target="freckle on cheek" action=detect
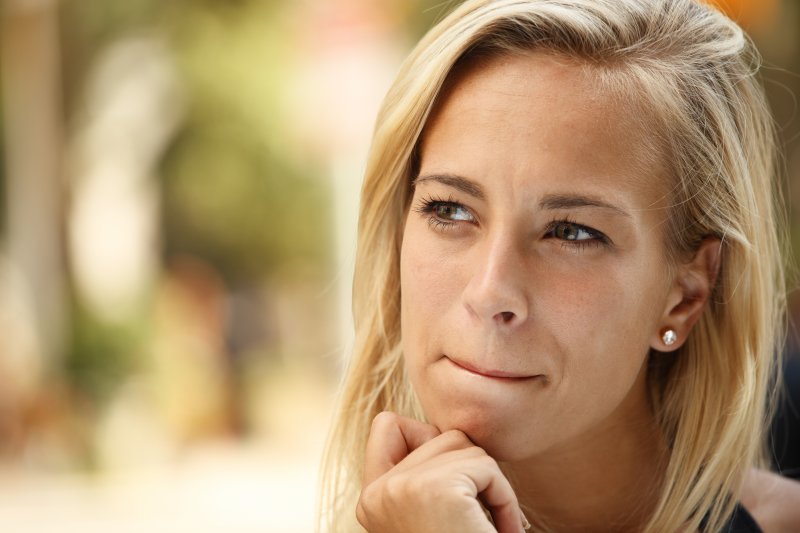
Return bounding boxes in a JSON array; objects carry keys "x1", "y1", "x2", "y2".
[{"x1": 544, "y1": 275, "x2": 621, "y2": 324}]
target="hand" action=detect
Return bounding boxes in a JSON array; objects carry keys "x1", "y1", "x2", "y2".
[{"x1": 356, "y1": 411, "x2": 528, "y2": 533}]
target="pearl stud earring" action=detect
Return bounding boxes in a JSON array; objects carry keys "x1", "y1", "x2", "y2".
[{"x1": 661, "y1": 329, "x2": 677, "y2": 346}]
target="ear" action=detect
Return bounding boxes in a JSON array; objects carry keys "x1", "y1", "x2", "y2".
[{"x1": 651, "y1": 237, "x2": 721, "y2": 352}]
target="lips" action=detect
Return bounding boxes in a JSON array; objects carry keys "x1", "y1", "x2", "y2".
[{"x1": 445, "y1": 355, "x2": 540, "y2": 381}]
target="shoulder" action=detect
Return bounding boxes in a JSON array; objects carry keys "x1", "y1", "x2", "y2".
[{"x1": 741, "y1": 468, "x2": 800, "y2": 532}]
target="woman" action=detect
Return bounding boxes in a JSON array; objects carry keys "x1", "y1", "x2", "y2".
[{"x1": 319, "y1": 0, "x2": 800, "y2": 531}]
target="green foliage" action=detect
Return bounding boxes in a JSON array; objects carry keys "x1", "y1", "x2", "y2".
[
  {"x1": 156, "y1": 0, "x2": 332, "y2": 284},
  {"x1": 160, "y1": 119, "x2": 331, "y2": 283},
  {"x1": 63, "y1": 295, "x2": 145, "y2": 406}
]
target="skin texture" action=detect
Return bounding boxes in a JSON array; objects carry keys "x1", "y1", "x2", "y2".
[{"x1": 358, "y1": 52, "x2": 722, "y2": 532}]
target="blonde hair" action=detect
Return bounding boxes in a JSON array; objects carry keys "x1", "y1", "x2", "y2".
[{"x1": 318, "y1": 1, "x2": 786, "y2": 531}]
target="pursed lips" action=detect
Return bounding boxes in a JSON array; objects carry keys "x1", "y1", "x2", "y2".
[{"x1": 445, "y1": 355, "x2": 541, "y2": 381}]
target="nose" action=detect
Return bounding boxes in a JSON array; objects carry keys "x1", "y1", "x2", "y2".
[{"x1": 461, "y1": 232, "x2": 530, "y2": 328}]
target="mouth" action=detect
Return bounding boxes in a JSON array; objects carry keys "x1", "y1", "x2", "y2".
[{"x1": 445, "y1": 355, "x2": 542, "y2": 382}]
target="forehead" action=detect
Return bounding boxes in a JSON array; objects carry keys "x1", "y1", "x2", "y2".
[{"x1": 419, "y1": 51, "x2": 668, "y2": 204}]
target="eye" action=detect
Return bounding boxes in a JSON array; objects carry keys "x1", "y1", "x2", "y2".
[
  {"x1": 545, "y1": 220, "x2": 610, "y2": 249},
  {"x1": 552, "y1": 221, "x2": 595, "y2": 241},
  {"x1": 430, "y1": 202, "x2": 474, "y2": 222},
  {"x1": 413, "y1": 195, "x2": 476, "y2": 232}
]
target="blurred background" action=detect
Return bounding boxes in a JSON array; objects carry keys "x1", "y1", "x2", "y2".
[{"x1": 0, "y1": 0, "x2": 797, "y2": 532}]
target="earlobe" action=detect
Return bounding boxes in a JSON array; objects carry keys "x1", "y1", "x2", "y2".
[{"x1": 651, "y1": 238, "x2": 722, "y2": 352}]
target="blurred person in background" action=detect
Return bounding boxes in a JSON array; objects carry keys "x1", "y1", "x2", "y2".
[{"x1": 319, "y1": 0, "x2": 800, "y2": 532}]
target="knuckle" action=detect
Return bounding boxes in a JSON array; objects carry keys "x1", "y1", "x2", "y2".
[
  {"x1": 370, "y1": 411, "x2": 398, "y2": 431},
  {"x1": 478, "y1": 453, "x2": 499, "y2": 470},
  {"x1": 383, "y1": 472, "x2": 410, "y2": 501},
  {"x1": 358, "y1": 473, "x2": 433, "y2": 528},
  {"x1": 467, "y1": 445, "x2": 488, "y2": 457},
  {"x1": 465, "y1": 448, "x2": 488, "y2": 463},
  {"x1": 356, "y1": 483, "x2": 380, "y2": 527},
  {"x1": 359, "y1": 480, "x2": 380, "y2": 507},
  {"x1": 355, "y1": 498, "x2": 368, "y2": 527},
  {"x1": 387, "y1": 472, "x2": 430, "y2": 506},
  {"x1": 441, "y1": 429, "x2": 471, "y2": 446}
]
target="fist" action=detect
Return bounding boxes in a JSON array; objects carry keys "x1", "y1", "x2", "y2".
[{"x1": 356, "y1": 411, "x2": 527, "y2": 533}]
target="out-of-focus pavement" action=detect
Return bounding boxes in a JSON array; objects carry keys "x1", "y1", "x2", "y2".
[
  {"x1": 0, "y1": 439, "x2": 323, "y2": 533},
  {"x1": 0, "y1": 369, "x2": 334, "y2": 533}
]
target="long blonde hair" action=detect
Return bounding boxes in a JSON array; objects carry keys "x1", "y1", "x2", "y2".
[{"x1": 318, "y1": 1, "x2": 786, "y2": 531}]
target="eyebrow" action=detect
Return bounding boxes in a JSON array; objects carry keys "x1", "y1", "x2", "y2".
[
  {"x1": 538, "y1": 193, "x2": 632, "y2": 218},
  {"x1": 413, "y1": 173, "x2": 486, "y2": 200},
  {"x1": 413, "y1": 173, "x2": 631, "y2": 218}
]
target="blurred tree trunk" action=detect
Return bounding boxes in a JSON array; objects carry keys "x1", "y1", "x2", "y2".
[{"x1": 1, "y1": 0, "x2": 66, "y2": 362}]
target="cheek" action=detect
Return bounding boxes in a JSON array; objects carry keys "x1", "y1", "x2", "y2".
[
  {"x1": 539, "y1": 248, "x2": 667, "y2": 343},
  {"x1": 399, "y1": 222, "x2": 470, "y2": 411},
  {"x1": 542, "y1": 268, "x2": 651, "y2": 346},
  {"x1": 537, "y1": 255, "x2": 667, "y2": 407},
  {"x1": 400, "y1": 224, "x2": 464, "y2": 338}
]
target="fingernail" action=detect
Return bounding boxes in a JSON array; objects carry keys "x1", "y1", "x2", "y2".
[{"x1": 521, "y1": 511, "x2": 531, "y2": 531}]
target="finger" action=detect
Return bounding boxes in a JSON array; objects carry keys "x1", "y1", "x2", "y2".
[
  {"x1": 394, "y1": 447, "x2": 525, "y2": 533},
  {"x1": 388, "y1": 429, "x2": 481, "y2": 476},
  {"x1": 363, "y1": 411, "x2": 440, "y2": 485},
  {"x1": 452, "y1": 454, "x2": 525, "y2": 533}
]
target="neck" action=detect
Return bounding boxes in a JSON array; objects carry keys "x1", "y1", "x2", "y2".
[{"x1": 504, "y1": 395, "x2": 668, "y2": 532}]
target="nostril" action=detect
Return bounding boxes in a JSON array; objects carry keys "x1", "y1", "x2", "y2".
[{"x1": 498, "y1": 311, "x2": 515, "y2": 323}]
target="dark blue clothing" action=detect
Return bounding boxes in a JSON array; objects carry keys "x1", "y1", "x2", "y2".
[{"x1": 705, "y1": 503, "x2": 762, "y2": 533}]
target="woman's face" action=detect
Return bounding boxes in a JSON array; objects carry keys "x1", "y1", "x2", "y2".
[{"x1": 400, "y1": 52, "x2": 676, "y2": 462}]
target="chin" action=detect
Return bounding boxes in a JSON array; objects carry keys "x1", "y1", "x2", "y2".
[{"x1": 431, "y1": 407, "x2": 540, "y2": 462}]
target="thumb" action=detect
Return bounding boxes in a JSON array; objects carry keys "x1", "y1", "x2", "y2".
[{"x1": 363, "y1": 411, "x2": 440, "y2": 486}]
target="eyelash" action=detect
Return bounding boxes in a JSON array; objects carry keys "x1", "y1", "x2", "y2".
[
  {"x1": 544, "y1": 216, "x2": 611, "y2": 251},
  {"x1": 413, "y1": 195, "x2": 471, "y2": 232},
  {"x1": 413, "y1": 196, "x2": 612, "y2": 250}
]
